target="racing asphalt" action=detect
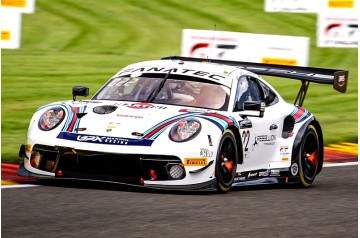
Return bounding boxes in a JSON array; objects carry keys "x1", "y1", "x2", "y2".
[{"x1": 1, "y1": 143, "x2": 358, "y2": 237}]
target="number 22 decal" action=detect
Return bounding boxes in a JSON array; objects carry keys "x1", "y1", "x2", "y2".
[{"x1": 242, "y1": 130, "x2": 250, "y2": 152}]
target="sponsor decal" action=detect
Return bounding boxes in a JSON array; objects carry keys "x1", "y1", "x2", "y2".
[
  {"x1": 117, "y1": 114, "x2": 144, "y2": 119},
  {"x1": 77, "y1": 135, "x2": 129, "y2": 144},
  {"x1": 57, "y1": 132, "x2": 153, "y2": 146},
  {"x1": 270, "y1": 169, "x2": 281, "y2": 176},
  {"x1": 328, "y1": 0, "x2": 354, "y2": 8},
  {"x1": 200, "y1": 148, "x2": 214, "y2": 157},
  {"x1": 115, "y1": 102, "x2": 167, "y2": 110},
  {"x1": 256, "y1": 134, "x2": 276, "y2": 146},
  {"x1": 118, "y1": 67, "x2": 226, "y2": 81},
  {"x1": 106, "y1": 122, "x2": 121, "y2": 132},
  {"x1": 248, "y1": 172, "x2": 258, "y2": 178},
  {"x1": 259, "y1": 171, "x2": 269, "y2": 177},
  {"x1": 280, "y1": 146, "x2": 290, "y2": 159},
  {"x1": 262, "y1": 57, "x2": 298, "y2": 66},
  {"x1": 291, "y1": 163, "x2": 299, "y2": 176},
  {"x1": 234, "y1": 177, "x2": 246, "y2": 181},
  {"x1": 1, "y1": 31, "x2": 11, "y2": 41},
  {"x1": 184, "y1": 158, "x2": 207, "y2": 166},
  {"x1": 337, "y1": 74, "x2": 346, "y2": 87},
  {"x1": 1, "y1": 0, "x2": 26, "y2": 7}
]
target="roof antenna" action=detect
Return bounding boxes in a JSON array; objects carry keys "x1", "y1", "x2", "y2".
[{"x1": 208, "y1": 24, "x2": 216, "y2": 62}]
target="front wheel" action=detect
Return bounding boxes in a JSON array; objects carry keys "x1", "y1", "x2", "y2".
[
  {"x1": 215, "y1": 129, "x2": 238, "y2": 193},
  {"x1": 298, "y1": 124, "x2": 320, "y2": 187}
]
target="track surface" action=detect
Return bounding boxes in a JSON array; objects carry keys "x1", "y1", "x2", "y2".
[{"x1": 1, "y1": 165, "x2": 357, "y2": 238}]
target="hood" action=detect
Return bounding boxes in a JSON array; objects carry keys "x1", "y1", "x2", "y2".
[{"x1": 57, "y1": 100, "x2": 205, "y2": 139}]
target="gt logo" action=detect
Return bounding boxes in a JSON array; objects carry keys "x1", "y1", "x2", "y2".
[{"x1": 190, "y1": 43, "x2": 238, "y2": 59}]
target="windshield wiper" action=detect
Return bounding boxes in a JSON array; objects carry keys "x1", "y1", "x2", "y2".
[{"x1": 146, "y1": 69, "x2": 173, "y2": 103}]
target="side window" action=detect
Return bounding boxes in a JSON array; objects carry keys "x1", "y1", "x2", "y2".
[
  {"x1": 234, "y1": 76, "x2": 263, "y2": 111},
  {"x1": 258, "y1": 80, "x2": 278, "y2": 106}
]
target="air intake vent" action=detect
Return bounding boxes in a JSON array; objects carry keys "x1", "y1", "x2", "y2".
[{"x1": 93, "y1": 105, "x2": 118, "y2": 114}]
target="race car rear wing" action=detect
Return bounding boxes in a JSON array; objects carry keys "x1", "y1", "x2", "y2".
[{"x1": 161, "y1": 56, "x2": 349, "y2": 106}]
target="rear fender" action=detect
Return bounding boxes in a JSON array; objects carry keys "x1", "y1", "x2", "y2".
[{"x1": 291, "y1": 117, "x2": 324, "y2": 174}]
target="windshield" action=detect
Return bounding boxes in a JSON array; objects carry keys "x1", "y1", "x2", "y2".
[{"x1": 93, "y1": 75, "x2": 230, "y2": 110}]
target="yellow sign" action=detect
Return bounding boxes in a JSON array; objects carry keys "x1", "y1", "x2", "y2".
[
  {"x1": 262, "y1": 57, "x2": 298, "y2": 66},
  {"x1": 184, "y1": 158, "x2": 207, "y2": 166},
  {"x1": 1, "y1": 31, "x2": 11, "y2": 41},
  {"x1": 1, "y1": 0, "x2": 26, "y2": 8},
  {"x1": 328, "y1": 0, "x2": 354, "y2": 8}
]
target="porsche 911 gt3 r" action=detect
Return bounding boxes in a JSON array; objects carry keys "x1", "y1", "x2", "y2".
[{"x1": 18, "y1": 56, "x2": 349, "y2": 192}]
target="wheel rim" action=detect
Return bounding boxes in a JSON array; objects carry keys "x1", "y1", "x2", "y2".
[
  {"x1": 219, "y1": 136, "x2": 236, "y2": 185},
  {"x1": 301, "y1": 131, "x2": 319, "y2": 180}
]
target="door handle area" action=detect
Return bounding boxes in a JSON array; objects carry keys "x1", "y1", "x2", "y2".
[
  {"x1": 269, "y1": 124, "x2": 278, "y2": 130},
  {"x1": 239, "y1": 120, "x2": 252, "y2": 129}
]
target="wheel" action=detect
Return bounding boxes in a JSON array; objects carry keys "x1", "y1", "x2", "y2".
[
  {"x1": 298, "y1": 124, "x2": 320, "y2": 187},
  {"x1": 215, "y1": 129, "x2": 238, "y2": 193}
]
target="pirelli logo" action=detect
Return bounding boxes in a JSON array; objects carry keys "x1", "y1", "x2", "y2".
[
  {"x1": 261, "y1": 57, "x2": 298, "y2": 66},
  {"x1": 184, "y1": 158, "x2": 207, "y2": 166},
  {"x1": 328, "y1": 0, "x2": 354, "y2": 8},
  {"x1": 1, "y1": 0, "x2": 26, "y2": 7},
  {"x1": 1, "y1": 31, "x2": 11, "y2": 41}
]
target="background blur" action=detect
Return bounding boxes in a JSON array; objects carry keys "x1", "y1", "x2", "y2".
[{"x1": 1, "y1": 0, "x2": 358, "y2": 163}]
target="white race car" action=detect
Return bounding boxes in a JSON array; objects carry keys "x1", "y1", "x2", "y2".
[{"x1": 18, "y1": 56, "x2": 348, "y2": 192}]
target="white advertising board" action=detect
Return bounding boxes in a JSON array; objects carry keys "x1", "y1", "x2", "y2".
[
  {"x1": 317, "y1": 10, "x2": 358, "y2": 47},
  {"x1": 265, "y1": 0, "x2": 358, "y2": 13},
  {"x1": 1, "y1": 0, "x2": 36, "y2": 14},
  {"x1": 264, "y1": 0, "x2": 321, "y2": 13},
  {"x1": 0, "y1": 10, "x2": 22, "y2": 49},
  {"x1": 181, "y1": 29, "x2": 310, "y2": 66}
]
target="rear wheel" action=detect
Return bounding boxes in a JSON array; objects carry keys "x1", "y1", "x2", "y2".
[
  {"x1": 215, "y1": 129, "x2": 238, "y2": 193},
  {"x1": 298, "y1": 124, "x2": 320, "y2": 187}
]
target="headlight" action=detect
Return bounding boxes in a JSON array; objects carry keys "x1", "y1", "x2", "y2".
[
  {"x1": 38, "y1": 107, "x2": 65, "y2": 131},
  {"x1": 169, "y1": 118, "x2": 201, "y2": 142}
]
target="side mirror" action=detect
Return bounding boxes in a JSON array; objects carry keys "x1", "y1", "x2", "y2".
[
  {"x1": 72, "y1": 86, "x2": 89, "y2": 101},
  {"x1": 241, "y1": 101, "x2": 265, "y2": 117}
]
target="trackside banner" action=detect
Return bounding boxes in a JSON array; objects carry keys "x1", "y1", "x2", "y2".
[
  {"x1": 265, "y1": 0, "x2": 321, "y2": 12},
  {"x1": 0, "y1": 10, "x2": 22, "y2": 49},
  {"x1": 181, "y1": 29, "x2": 310, "y2": 66},
  {"x1": 317, "y1": 10, "x2": 358, "y2": 47},
  {"x1": 265, "y1": 0, "x2": 358, "y2": 13},
  {"x1": 1, "y1": 0, "x2": 36, "y2": 13},
  {"x1": 0, "y1": 0, "x2": 36, "y2": 49}
]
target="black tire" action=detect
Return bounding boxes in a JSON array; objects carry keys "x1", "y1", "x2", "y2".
[
  {"x1": 215, "y1": 129, "x2": 238, "y2": 193},
  {"x1": 298, "y1": 124, "x2": 320, "y2": 187}
]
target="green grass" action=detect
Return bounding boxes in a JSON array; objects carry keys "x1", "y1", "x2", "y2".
[{"x1": 1, "y1": 0, "x2": 358, "y2": 163}]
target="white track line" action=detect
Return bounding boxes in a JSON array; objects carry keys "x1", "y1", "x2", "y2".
[
  {"x1": 1, "y1": 163, "x2": 357, "y2": 189},
  {"x1": 323, "y1": 162, "x2": 358, "y2": 167},
  {"x1": 1, "y1": 184, "x2": 40, "y2": 189}
]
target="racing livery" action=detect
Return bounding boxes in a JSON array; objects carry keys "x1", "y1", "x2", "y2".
[{"x1": 18, "y1": 56, "x2": 349, "y2": 192}]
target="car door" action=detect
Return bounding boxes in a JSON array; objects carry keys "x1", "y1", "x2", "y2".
[{"x1": 233, "y1": 75, "x2": 280, "y2": 172}]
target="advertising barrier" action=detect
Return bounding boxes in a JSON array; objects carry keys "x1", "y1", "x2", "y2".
[{"x1": 181, "y1": 29, "x2": 309, "y2": 66}]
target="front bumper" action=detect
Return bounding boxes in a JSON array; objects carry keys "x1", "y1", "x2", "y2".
[{"x1": 18, "y1": 144, "x2": 217, "y2": 191}]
